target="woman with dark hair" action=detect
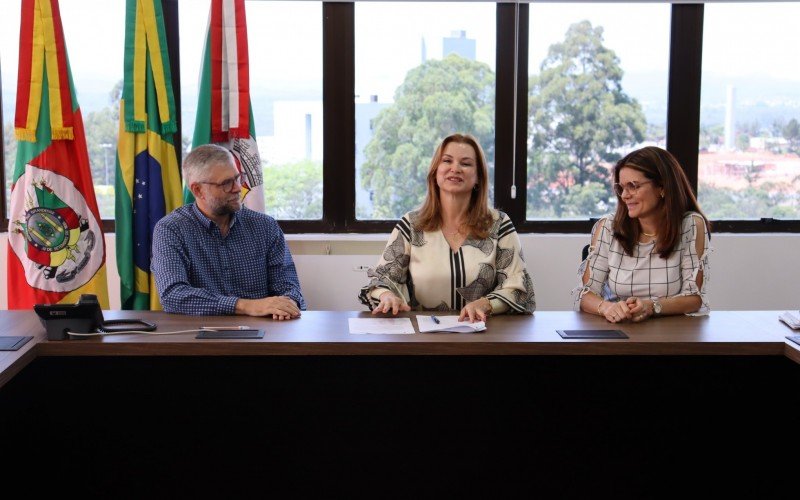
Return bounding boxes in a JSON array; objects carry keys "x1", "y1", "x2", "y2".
[
  {"x1": 575, "y1": 146, "x2": 711, "y2": 322},
  {"x1": 360, "y1": 133, "x2": 535, "y2": 322}
]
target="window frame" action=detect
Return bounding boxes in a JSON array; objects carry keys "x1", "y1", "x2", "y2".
[{"x1": 2, "y1": 2, "x2": 799, "y2": 234}]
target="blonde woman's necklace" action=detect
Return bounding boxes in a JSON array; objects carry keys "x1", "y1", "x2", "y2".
[{"x1": 642, "y1": 231, "x2": 656, "y2": 237}]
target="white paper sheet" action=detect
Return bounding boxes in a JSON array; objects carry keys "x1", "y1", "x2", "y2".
[
  {"x1": 416, "y1": 315, "x2": 486, "y2": 333},
  {"x1": 348, "y1": 318, "x2": 416, "y2": 335}
]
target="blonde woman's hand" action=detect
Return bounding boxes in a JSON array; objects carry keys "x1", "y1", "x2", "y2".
[
  {"x1": 626, "y1": 297, "x2": 654, "y2": 323},
  {"x1": 600, "y1": 300, "x2": 633, "y2": 323},
  {"x1": 459, "y1": 297, "x2": 493, "y2": 323},
  {"x1": 372, "y1": 290, "x2": 411, "y2": 316}
]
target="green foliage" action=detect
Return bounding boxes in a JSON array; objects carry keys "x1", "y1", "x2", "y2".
[
  {"x1": 783, "y1": 118, "x2": 800, "y2": 153},
  {"x1": 361, "y1": 54, "x2": 495, "y2": 219},
  {"x1": 263, "y1": 159, "x2": 322, "y2": 219},
  {"x1": 3, "y1": 121, "x2": 15, "y2": 211},
  {"x1": 699, "y1": 182, "x2": 799, "y2": 219},
  {"x1": 83, "y1": 80, "x2": 122, "y2": 188},
  {"x1": 736, "y1": 133, "x2": 750, "y2": 152},
  {"x1": 94, "y1": 184, "x2": 116, "y2": 220},
  {"x1": 699, "y1": 124, "x2": 724, "y2": 151},
  {"x1": 527, "y1": 20, "x2": 646, "y2": 218}
]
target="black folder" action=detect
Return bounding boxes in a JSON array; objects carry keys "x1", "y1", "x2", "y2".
[
  {"x1": 557, "y1": 329, "x2": 628, "y2": 339},
  {"x1": 0, "y1": 336, "x2": 33, "y2": 351},
  {"x1": 196, "y1": 329, "x2": 264, "y2": 339}
]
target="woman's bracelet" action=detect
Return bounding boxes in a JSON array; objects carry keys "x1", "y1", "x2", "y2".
[{"x1": 596, "y1": 300, "x2": 606, "y2": 315}]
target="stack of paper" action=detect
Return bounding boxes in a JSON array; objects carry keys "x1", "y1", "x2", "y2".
[
  {"x1": 416, "y1": 315, "x2": 486, "y2": 333},
  {"x1": 348, "y1": 318, "x2": 415, "y2": 334},
  {"x1": 779, "y1": 311, "x2": 800, "y2": 330}
]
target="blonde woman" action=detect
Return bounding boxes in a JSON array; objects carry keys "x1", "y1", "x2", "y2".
[{"x1": 360, "y1": 134, "x2": 535, "y2": 322}]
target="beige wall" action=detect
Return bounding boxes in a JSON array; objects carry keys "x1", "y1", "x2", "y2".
[{"x1": 1, "y1": 232, "x2": 798, "y2": 311}]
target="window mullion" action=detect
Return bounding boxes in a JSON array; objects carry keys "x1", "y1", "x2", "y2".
[
  {"x1": 666, "y1": 3, "x2": 704, "y2": 190},
  {"x1": 322, "y1": 2, "x2": 355, "y2": 232},
  {"x1": 495, "y1": 2, "x2": 528, "y2": 227}
]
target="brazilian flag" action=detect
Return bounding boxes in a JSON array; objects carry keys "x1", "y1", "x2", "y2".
[{"x1": 114, "y1": 0, "x2": 182, "y2": 310}]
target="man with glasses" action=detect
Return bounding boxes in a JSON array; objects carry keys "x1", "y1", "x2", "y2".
[{"x1": 152, "y1": 144, "x2": 305, "y2": 318}]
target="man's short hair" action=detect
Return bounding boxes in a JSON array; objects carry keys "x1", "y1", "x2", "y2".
[{"x1": 183, "y1": 144, "x2": 235, "y2": 186}]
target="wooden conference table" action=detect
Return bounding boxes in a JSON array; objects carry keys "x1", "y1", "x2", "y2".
[{"x1": 1, "y1": 310, "x2": 799, "y2": 496}]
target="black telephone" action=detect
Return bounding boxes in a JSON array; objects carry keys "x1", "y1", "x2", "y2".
[{"x1": 34, "y1": 294, "x2": 156, "y2": 340}]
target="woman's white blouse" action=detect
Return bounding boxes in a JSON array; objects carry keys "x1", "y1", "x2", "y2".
[
  {"x1": 574, "y1": 212, "x2": 711, "y2": 315},
  {"x1": 360, "y1": 210, "x2": 536, "y2": 314}
]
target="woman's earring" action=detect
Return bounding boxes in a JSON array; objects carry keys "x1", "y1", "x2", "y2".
[{"x1": 660, "y1": 192, "x2": 665, "y2": 198}]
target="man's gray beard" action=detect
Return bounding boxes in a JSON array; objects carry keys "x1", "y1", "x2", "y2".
[{"x1": 211, "y1": 200, "x2": 241, "y2": 217}]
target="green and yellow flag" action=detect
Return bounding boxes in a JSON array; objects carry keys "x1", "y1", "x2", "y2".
[{"x1": 115, "y1": 0, "x2": 182, "y2": 310}]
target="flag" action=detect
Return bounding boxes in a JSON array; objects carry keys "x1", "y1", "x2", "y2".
[
  {"x1": 115, "y1": 0, "x2": 183, "y2": 310},
  {"x1": 8, "y1": 0, "x2": 109, "y2": 309},
  {"x1": 185, "y1": 0, "x2": 265, "y2": 211}
]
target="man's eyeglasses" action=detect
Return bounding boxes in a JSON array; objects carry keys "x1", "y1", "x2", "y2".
[
  {"x1": 613, "y1": 180, "x2": 653, "y2": 197},
  {"x1": 199, "y1": 173, "x2": 245, "y2": 193}
]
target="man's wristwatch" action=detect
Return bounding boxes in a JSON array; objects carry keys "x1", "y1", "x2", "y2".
[{"x1": 651, "y1": 298, "x2": 662, "y2": 316}]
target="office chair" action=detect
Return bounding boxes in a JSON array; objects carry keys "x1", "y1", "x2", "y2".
[{"x1": 581, "y1": 244, "x2": 590, "y2": 262}]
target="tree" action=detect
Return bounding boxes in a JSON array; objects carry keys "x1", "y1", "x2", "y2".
[
  {"x1": 361, "y1": 54, "x2": 495, "y2": 219},
  {"x1": 783, "y1": 118, "x2": 800, "y2": 153},
  {"x1": 263, "y1": 159, "x2": 322, "y2": 219},
  {"x1": 699, "y1": 182, "x2": 798, "y2": 219},
  {"x1": 3, "y1": 120, "x2": 16, "y2": 200},
  {"x1": 736, "y1": 133, "x2": 750, "y2": 152},
  {"x1": 83, "y1": 80, "x2": 122, "y2": 186},
  {"x1": 528, "y1": 21, "x2": 646, "y2": 218}
]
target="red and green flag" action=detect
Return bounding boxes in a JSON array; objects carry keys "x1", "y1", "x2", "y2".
[
  {"x1": 8, "y1": 0, "x2": 109, "y2": 309},
  {"x1": 185, "y1": 0, "x2": 265, "y2": 211},
  {"x1": 115, "y1": 0, "x2": 183, "y2": 310}
]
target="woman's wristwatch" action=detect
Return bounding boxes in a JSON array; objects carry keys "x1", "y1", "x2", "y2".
[{"x1": 651, "y1": 298, "x2": 663, "y2": 316}]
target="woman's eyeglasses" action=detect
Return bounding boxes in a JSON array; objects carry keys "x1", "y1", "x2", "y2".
[
  {"x1": 199, "y1": 173, "x2": 245, "y2": 193},
  {"x1": 613, "y1": 180, "x2": 652, "y2": 197}
]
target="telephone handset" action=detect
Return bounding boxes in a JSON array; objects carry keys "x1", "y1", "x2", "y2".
[{"x1": 34, "y1": 294, "x2": 156, "y2": 340}]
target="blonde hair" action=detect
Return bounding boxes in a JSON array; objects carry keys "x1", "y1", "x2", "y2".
[{"x1": 415, "y1": 133, "x2": 494, "y2": 239}]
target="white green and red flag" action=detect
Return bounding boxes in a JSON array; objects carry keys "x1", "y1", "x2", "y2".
[
  {"x1": 8, "y1": 0, "x2": 109, "y2": 309},
  {"x1": 185, "y1": 0, "x2": 265, "y2": 211}
]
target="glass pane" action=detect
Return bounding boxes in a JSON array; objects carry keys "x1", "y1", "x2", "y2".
[
  {"x1": 699, "y1": 3, "x2": 800, "y2": 219},
  {"x1": 1, "y1": 5, "x2": 20, "y2": 217},
  {"x1": 356, "y1": 2, "x2": 496, "y2": 220},
  {"x1": 180, "y1": 1, "x2": 323, "y2": 220},
  {"x1": 527, "y1": 3, "x2": 669, "y2": 220},
  {"x1": 2, "y1": 0, "x2": 124, "y2": 219}
]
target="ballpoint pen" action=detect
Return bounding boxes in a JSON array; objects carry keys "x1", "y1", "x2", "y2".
[{"x1": 431, "y1": 315, "x2": 440, "y2": 324}]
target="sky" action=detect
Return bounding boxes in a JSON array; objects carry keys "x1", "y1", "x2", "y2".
[{"x1": 3, "y1": 1, "x2": 800, "y2": 116}]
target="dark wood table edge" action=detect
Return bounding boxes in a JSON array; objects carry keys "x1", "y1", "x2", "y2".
[{"x1": 32, "y1": 340, "x2": 789, "y2": 357}]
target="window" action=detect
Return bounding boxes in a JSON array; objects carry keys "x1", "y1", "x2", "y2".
[
  {"x1": 2, "y1": 1, "x2": 124, "y2": 222},
  {"x1": 1, "y1": 5, "x2": 19, "y2": 217},
  {"x1": 355, "y1": 2, "x2": 496, "y2": 220},
  {"x1": 180, "y1": 1, "x2": 323, "y2": 220},
  {"x1": 2, "y1": 2, "x2": 799, "y2": 234},
  {"x1": 526, "y1": 2, "x2": 669, "y2": 221},
  {"x1": 699, "y1": 3, "x2": 800, "y2": 220}
]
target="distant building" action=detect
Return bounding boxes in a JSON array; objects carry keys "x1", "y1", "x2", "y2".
[
  {"x1": 259, "y1": 100, "x2": 323, "y2": 165},
  {"x1": 443, "y1": 30, "x2": 475, "y2": 61},
  {"x1": 356, "y1": 95, "x2": 390, "y2": 215}
]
